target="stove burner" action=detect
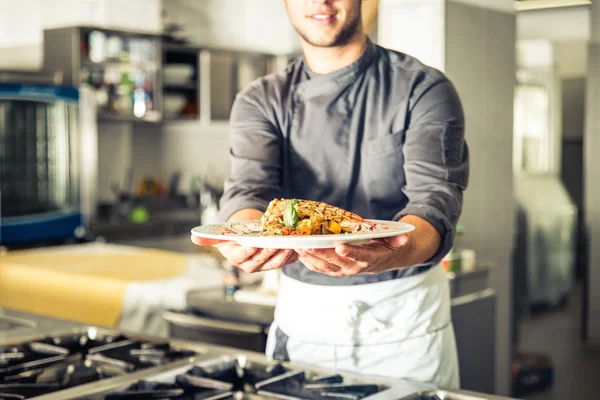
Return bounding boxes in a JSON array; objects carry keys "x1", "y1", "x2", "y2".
[
  {"x1": 0, "y1": 331, "x2": 195, "y2": 399},
  {"x1": 98, "y1": 357, "x2": 387, "y2": 400}
]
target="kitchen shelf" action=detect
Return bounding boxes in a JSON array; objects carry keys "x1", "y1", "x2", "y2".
[
  {"x1": 160, "y1": 42, "x2": 296, "y2": 124},
  {"x1": 43, "y1": 26, "x2": 162, "y2": 123}
]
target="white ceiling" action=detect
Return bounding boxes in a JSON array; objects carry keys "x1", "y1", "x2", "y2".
[{"x1": 517, "y1": 4, "x2": 590, "y2": 41}]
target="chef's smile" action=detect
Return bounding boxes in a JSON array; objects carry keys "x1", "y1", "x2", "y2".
[{"x1": 308, "y1": 11, "x2": 338, "y2": 25}]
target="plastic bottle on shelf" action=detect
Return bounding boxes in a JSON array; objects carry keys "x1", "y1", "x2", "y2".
[{"x1": 441, "y1": 223, "x2": 465, "y2": 273}]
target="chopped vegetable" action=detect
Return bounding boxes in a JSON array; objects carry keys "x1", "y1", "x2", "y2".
[
  {"x1": 329, "y1": 220, "x2": 342, "y2": 234},
  {"x1": 296, "y1": 219, "x2": 313, "y2": 235}
]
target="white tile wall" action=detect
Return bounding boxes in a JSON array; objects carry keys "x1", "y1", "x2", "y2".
[
  {"x1": 96, "y1": 121, "x2": 134, "y2": 202},
  {"x1": 97, "y1": 121, "x2": 232, "y2": 200},
  {"x1": 159, "y1": 122, "x2": 231, "y2": 190}
]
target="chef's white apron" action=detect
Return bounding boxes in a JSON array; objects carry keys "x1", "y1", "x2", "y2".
[{"x1": 265, "y1": 264, "x2": 460, "y2": 389}]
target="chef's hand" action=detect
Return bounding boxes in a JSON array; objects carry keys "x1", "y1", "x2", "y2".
[
  {"x1": 191, "y1": 236, "x2": 298, "y2": 274},
  {"x1": 295, "y1": 235, "x2": 409, "y2": 276}
]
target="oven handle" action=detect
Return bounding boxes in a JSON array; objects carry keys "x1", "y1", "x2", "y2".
[{"x1": 163, "y1": 310, "x2": 264, "y2": 335}]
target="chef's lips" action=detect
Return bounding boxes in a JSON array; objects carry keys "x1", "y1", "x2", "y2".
[{"x1": 308, "y1": 8, "x2": 338, "y2": 25}]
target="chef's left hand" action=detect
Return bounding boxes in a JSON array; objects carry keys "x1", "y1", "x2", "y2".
[{"x1": 295, "y1": 234, "x2": 409, "y2": 276}]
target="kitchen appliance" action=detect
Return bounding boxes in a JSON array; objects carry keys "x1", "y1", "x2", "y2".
[
  {"x1": 0, "y1": 327, "x2": 199, "y2": 399},
  {"x1": 74, "y1": 354, "x2": 396, "y2": 400},
  {"x1": 514, "y1": 173, "x2": 577, "y2": 312},
  {"x1": 0, "y1": 70, "x2": 97, "y2": 246},
  {"x1": 0, "y1": 319, "x2": 517, "y2": 400},
  {"x1": 65, "y1": 340, "x2": 515, "y2": 400}
]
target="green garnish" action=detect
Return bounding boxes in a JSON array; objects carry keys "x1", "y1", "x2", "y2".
[{"x1": 284, "y1": 199, "x2": 300, "y2": 228}]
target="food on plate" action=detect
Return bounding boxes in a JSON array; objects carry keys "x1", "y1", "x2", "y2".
[{"x1": 259, "y1": 198, "x2": 375, "y2": 236}]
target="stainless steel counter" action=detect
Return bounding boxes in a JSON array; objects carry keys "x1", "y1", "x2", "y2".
[{"x1": 0, "y1": 308, "x2": 82, "y2": 345}]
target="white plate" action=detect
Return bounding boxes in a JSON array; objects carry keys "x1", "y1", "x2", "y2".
[{"x1": 191, "y1": 219, "x2": 415, "y2": 249}]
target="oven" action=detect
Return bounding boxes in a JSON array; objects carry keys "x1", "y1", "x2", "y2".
[{"x1": 0, "y1": 70, "x2": 97, "y2": 247}]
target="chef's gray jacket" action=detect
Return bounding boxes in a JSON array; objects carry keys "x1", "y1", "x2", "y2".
[{"x1": 219, "y1": 37, "x2": 469, "y2": 286}]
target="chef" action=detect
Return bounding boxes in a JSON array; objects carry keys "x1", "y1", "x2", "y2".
[{"x1": 192, "y1": 0, "x2": 469, "y2": 389}]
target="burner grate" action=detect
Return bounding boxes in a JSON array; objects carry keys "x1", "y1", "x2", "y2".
[
  {"x1": 0, "y1": 330, "x2": 196, "y2": 399},
  {"x1": 94, "y1": 357, "x2": 388, "y2": 400}
]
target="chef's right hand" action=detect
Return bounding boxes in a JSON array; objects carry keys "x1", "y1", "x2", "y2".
[{"x1": 191, "y1": 236, "x2": 298, "y2": 273}]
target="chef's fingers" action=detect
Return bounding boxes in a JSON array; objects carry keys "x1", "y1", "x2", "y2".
[
  {"x1": 215, "y1": 243, "x2": 259, "y2": 266},
  {"x1": 334, "y1": 242, "x2": 389, "y2": 265},
  {"x1": 190, "y1": 235, "x2": 229, "y2": 246},
  {"x1": 297, "y1": 252, "x2": 343, "y2": 275},
  {"x1": 301, "y1": 248, "x2": 364, "y2": 271},
  {"x1": 384, "y1": 234, "x2": 409, "y2": 248},
  {"x1": 237, "y1": 248, "x2": 278, "y2": 273},
  {"x1": 257, "y1": 250, "x2": 296, "y2": 272}
]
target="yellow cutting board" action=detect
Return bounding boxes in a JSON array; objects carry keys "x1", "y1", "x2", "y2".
[{"x1": 0, "y1": 243, "x2": 188, "y2": 328}]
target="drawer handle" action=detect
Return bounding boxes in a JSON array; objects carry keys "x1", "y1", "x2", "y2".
[{"x1": 163, "y1": 311, "x2": 263, "y2": 334}]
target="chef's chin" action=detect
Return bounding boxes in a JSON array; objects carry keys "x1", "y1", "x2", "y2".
[{"x1": 296, "y1": 21, "x2": 360, "y2": 48}]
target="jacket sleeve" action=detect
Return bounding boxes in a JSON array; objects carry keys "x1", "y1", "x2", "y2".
[
  {"x1": 218, "y1": 90, "x2": 282, "y2": 222},
  {"x1": 394, "y1": 76, "x2": 469, "y2": 264}
]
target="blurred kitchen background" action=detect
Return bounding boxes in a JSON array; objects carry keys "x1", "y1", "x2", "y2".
[{"x1": 0, "y1": 0, "x2": 598, "y2": 399}]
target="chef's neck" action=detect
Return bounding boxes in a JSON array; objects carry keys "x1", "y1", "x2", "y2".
[{"x1": 301, "y1": 32, "x2": 367, "y2": 75}]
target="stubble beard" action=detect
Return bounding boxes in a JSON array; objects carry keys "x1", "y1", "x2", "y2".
[{"x1": 295, "y1": 11, "x2": 361, "y2": 48}]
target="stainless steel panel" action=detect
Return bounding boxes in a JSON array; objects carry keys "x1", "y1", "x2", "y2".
[
  {"x1": 0, "y1": 70, "x2": 63, "y2": 85},
  {"x1": 0, "y1": 315, "x2": 35, "y2": 331},
  {"x1": 584, "y1": 43, "x2": 600, "y2": 346},
  {"x1": 451, "y1": 289, "x2": 496, "y2": 394},
  {"x1": 186, "y1": 288, "x2": 275, "y2": 326},
  {"x1": 164, "y1": 310, "x2": 263, "y2": 334},
  {"x1": 398, "y1": 389, "x2": 519, "y2": 400},
  {"x1": 447, "y1": 263, "x2": 492, "y2": 298}
]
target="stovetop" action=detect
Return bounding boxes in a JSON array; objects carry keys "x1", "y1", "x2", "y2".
[
  {"x1": 0, "y1": 328, "x2": 197, "y2": 399},
  {"x1": 0, "y1": 321, "x2": 513, "y2": 400},
  {"x1": 69, "y1": 353, "x2": 402, "y2": 400},
  {"x1": 77, "y1": 354, "x2": 391, "y2": 400}
]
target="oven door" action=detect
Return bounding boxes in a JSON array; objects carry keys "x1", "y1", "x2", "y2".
[
  {"x1": 0, "y1": 83, "x2": 84, "y2": 245},
  {"x1": 163, "y1": 309, "x2": 269, "y2": 353}
]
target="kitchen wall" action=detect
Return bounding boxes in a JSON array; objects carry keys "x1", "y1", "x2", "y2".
[
  {"x1": 378, "y1": 0, "x2": 515, "y2": 394},
  {"x1": 162, "y1": 0, "x2": 300, "y2": 54},
  {"x1": 584, "y1": 0, "x2": 600, "y2": 346},
  {"x1": 444, "y1": 2, "x2": 516, "y2": 395},
  {"x1": 0, "y1": 0, "x2": 162, "y2": 70},
  {"x1": 95, "y1": 121, "x2": 231, "y2": 202}
]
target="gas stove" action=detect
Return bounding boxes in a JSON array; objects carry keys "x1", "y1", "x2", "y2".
[
  {"x1": 0, "y1": 323, "x2": 516, "y2": 400},
  {"x1": 73, "y1": 354, "x2": 393, "y2": 400},
  {"x1": 38, "y1": 340, "x2": 435, "y2": 400},
  {"x1": 0, "y1": 327, "x2": 200, "y2": 399}
]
